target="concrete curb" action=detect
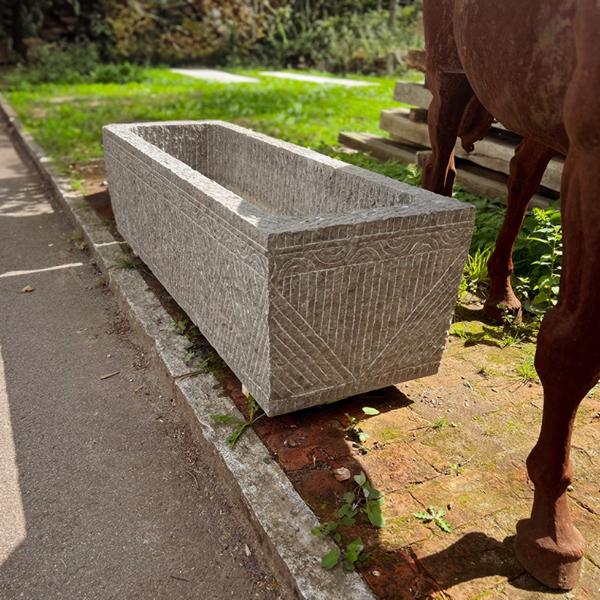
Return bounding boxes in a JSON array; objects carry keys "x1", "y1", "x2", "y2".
[{"x1": 0, "y1": 95, "x2": 376, "y2": 600}]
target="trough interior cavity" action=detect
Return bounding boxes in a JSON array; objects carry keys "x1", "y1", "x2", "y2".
[{"x1": 133, "y1": 122, "x2": 415, "y2": 218}]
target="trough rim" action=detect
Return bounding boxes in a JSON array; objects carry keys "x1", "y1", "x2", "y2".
[{"x1": 103, "y1": 119, "x2": 474, "y2": 239}]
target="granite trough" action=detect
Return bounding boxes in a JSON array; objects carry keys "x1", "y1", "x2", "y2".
[{"x1": 103, "y1": 121, "x2": 474, "y2": 416}]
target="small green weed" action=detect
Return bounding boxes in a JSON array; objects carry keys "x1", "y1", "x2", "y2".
[
  {"x1": 68, "y1": 229, "x2": 87, "y2": 251},
  {"x1": 499, "y1": 309, "x2": 538, "y2": 347},
  {"x1": 110, "y1": 256, "x2": 135, "y2": 270},
  {"x1": 414, "y1": 506, "x2": 453, "y2": 533},
  {"x1": 211, "y1": 396, "x2": 264, "y2": 449},
  {"x1": 431, "y1": 416, "x2": 449, "y2": 431},
  {"x1": 450, "y1": 315, "x2": 537, "y2": 349},
  {"x1": 312, "y1": 472, "x2": 384, "y2": 572},
  {"x1": 516, "y1": 353, "x2": 538, "y2": 383},
  {"x1": 345, "y1": 406, "x2": 381, "y2": 453},
  {"x1": 461, "y1": 246, "x2": 492, "y2": 296}
]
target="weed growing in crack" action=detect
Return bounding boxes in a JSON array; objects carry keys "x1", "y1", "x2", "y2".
[
  {"x1": 414, "y1": 506, "x2": 453, "y2": 533},
  {"x1": 110, "y1": 256, "x2": 135, "y2": 270},
  {"x1": 211, "y1": 396, "x2": 264, "y2": 449},
  {"x1": 312, "y1": 472, "x2": 385, "y2": 572},
  {"x1": 68, "y1": 229, "x2": 87, "y2": 251}
]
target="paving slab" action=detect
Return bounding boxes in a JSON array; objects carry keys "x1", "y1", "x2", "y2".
[
  {"x1": 171, "y1": 68, "x2": 259, "y2": 83},
  {"x1": 259, "y1": 71, "x2": 375, "y2": 87}
]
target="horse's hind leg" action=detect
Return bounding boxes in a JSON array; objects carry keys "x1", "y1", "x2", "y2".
[
  {"x1": 422, "y1": 71, "x2": 474, "y2": 196},
  {"x1": 516, "y1": 3, "x2": 600, "y2": 588},
  {"x1": 484, "y1": 138, "x2": 554, "y2": 322},
  {"x1": 421, "y1": 0, "x2": 474, "y2": 196}
]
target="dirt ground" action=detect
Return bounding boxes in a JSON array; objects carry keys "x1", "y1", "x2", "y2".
[{"x1": 79, "y1": 169, "x2": 600, "y2": 600}]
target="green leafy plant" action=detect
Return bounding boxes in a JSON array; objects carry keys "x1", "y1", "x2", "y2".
[
  {"x1": 414, "y1": 506, "x2": 453, "y2": 533},
  {"x1": 312, "y1": 471, "x2": 384, "y2": 571},
  {"x1": 211, "y1": 396, "x2": 264, "y2": 449},
  {"x1": 461, "y1": 246, "x2": 492, "y2": 296},
  {"x1": 524, "y1": 208, "x2": 563, "y2": 312},
  {"x1": 345, "y1": 406, "x2": 381, "y2": 453}
]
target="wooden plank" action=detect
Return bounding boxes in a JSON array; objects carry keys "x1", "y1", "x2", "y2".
[
  {"x1": 338, "y1": 132, "x2": 417, "y2": 164},
  {"x1": 380, "y1": 109, "x2": 564, "y2": 193},
  {"x1": 408, "y1": 108, "x2": 428, "y2": 122},
  {"x1": 338, "y1": 131, "x2": 552, "y2": 208}
]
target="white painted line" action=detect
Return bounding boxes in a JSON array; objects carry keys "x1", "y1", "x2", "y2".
[
  {"x1": 171, "y1": 69, "x2": 259, "y2": 84},
  {"x1": 259, "y1": 71, "x2": 375, "y2": 87},
  {"x1": 0, "y1": 262, "x2": 84, "y2": 278}
]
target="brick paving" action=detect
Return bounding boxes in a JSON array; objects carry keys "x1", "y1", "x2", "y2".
[{"x1": 231, "y1": 323, "x2": 600, "y2": 599}]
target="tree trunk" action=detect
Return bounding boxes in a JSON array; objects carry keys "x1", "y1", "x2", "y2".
[{"x1": 388, "y1": 0, "x2": 397, "y2": 28}]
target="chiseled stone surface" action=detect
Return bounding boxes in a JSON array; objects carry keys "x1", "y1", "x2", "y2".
[{"x1": 103, "y1": 121, "x2": 474, "y2": 416}]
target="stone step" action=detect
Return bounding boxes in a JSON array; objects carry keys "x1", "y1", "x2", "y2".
[
  {"x1": 259, "y1": 71, "x2": 375, "y2": 87},
  {"x1": 170, "y1": 69, "x2": 259, "y2": 83},
  {"x1": 394, "y1": 81, "x2": 432, "y2": 109}
]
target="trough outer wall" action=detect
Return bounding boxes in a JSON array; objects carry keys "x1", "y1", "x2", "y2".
[
  {"x1": 103, "y1": 128, "x2": 274, "y2": 404},
  {"x1": 103, "y1": 121, "x2": 475, "y2": 417},
  {"x1": 265, "y1": 208, "x2": 473, "y2": 415}
]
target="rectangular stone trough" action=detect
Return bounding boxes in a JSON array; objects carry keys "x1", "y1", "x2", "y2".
[{"x1": 103, "y1": 121, "x2": 474, "y2": 416}]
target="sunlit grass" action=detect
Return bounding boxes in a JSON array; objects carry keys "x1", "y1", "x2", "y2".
[{"x1": 3, "y1": 68, "x2": 405, "y2": 175}]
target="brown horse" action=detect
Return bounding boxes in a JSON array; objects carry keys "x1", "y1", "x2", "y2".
[{"x1": 420, "y1": 0, "x2": 599, "y2": 590}]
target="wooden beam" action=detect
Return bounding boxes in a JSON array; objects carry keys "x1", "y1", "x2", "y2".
[
  {"x1": 337, "y1": 131, "x2": 552, "y2": 209},
  {"x1": 380, "y1": 108, "x2": 564, "y2": 193}
]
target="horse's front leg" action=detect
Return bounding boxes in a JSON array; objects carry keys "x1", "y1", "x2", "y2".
[
  {"x1": 516, "y1": 16, "x2": 600, "y2": 579},
  {"x1": 514, "y1": 147, "x2": 598, "y2": 587},
  {"x1": 484, "y1": 138, "x2": 554, "y2": 322}
]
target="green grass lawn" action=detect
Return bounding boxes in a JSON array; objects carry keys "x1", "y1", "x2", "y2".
[
  {"x1": 0, "y1": 65, "x2": 561, "y2": 313},
  {"x1": 3, "y1": 67, "x2": 410, "y2": 175}
]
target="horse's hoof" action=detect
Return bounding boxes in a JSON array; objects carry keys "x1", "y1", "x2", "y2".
[
  {"x1": 515, "y1": 518, "x2": 585, "y2": 590},
  {"x1": 483, "y1": 300, "x2": 523, "y2": 324}
]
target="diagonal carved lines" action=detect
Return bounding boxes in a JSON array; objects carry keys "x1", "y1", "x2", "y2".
[
  {"x1": 364, "y1": 252, "x2": 464, "y2": 377},
  {"x1": 280, "y1": 249, "x2": 457, "y2": 376},
  {"x1": 270, "y1": 289, "x2": 353, "y2": 398},
  {"x1": 107, "y1": 147, "x2": 271, "y2": 397}
]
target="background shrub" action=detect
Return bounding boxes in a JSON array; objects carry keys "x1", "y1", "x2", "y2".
[
  {"x1": 4, "y1": 41, "x2": 145, "y2": 86},
  {"x1": 1, "y1": 0, "x2": 423, "y2": 74}
]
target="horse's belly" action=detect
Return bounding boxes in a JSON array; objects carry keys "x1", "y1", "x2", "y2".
[{"x1": 453, "y1": 0, "x2": 575, "y2": 153}]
